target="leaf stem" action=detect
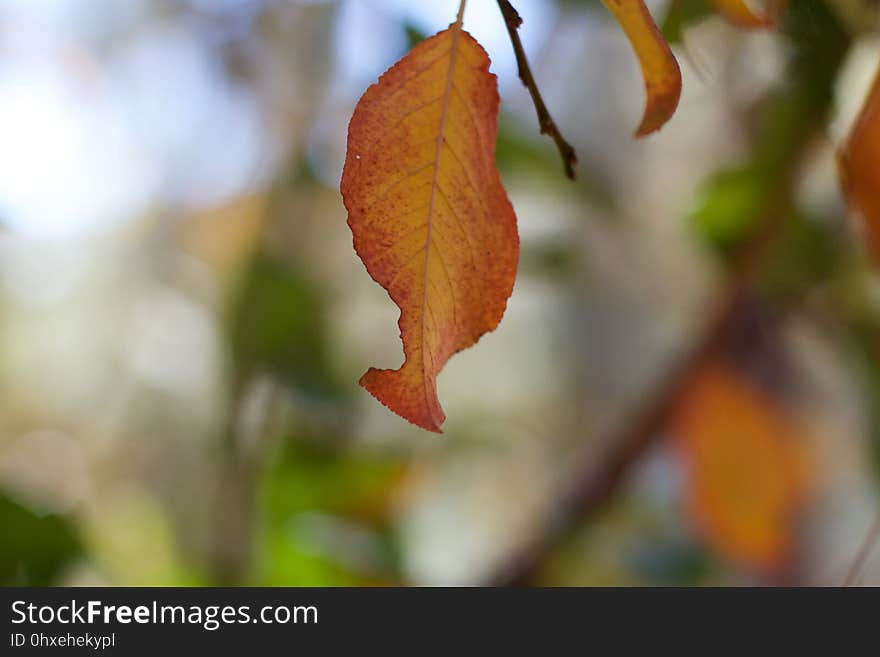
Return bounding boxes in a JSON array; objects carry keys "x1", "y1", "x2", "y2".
[
  {"x1": 495, "y1": 0, "x2": 577, "y2": 180},
  {"x1": 457, "y1": 0, "x2": 467, "y2": 24}
]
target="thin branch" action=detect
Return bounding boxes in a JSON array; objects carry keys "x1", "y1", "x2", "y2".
[
  {"x1": 496, "y1": 0, "x2": 577, "y2": 180},
  {"x1": 842, "y1": 507, "x2": 880, "y2": 586}
]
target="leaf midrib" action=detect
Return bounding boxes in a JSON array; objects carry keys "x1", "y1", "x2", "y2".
[{"x1": 420, "y1": 18, "x2": 464, "y2": 416}]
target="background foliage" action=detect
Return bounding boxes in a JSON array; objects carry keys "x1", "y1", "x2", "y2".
[{"x1": 1, "y1": 0, "x2": 879, "y2": 586}]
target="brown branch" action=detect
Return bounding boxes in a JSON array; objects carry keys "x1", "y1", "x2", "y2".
[
  {"x1": 489, "y1": 152, "x2": 803, "y2": 587},
  {"x1": 842, "y1": 507, "x2": 880, "y2": 586},
  {"x1": 496, "y1": 0, "x2": 577, "y2": 180}
]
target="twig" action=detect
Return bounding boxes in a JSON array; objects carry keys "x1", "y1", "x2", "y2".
[
  {"x1": 842, "y1": 507, "x2": 880, "y2": 586},
  {"x1": 496, "y1": 0, "x2": 578, "y2": 180}
]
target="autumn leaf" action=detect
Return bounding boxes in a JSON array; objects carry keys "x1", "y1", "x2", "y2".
[
  {"x1": 602, "y1": 0, "x2": 683, "y2": 136},
  {"x1": 673, "y1": 362, "x2": 810, "y2": 574},
  {"x1": 341, "y1": 11, "x2": 519, "y2": 433},
  {"x1": 840, "y1": 62, "x2": 880, "y2": 263}
]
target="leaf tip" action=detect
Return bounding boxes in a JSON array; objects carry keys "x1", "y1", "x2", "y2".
[
  {"x1": 633, "y1": 67, "x2": 682, "y2": 138},
  {"x1": 360, "y1": 368, "x2": 446, "y2": 434}
]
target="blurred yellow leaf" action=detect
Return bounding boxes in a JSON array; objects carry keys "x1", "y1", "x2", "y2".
[
  {"x1": 602, "y1": 0, "x2": 682, "y2": 136},
  {"x1": 673, "y1": 361, "x2": 810, "y2": 574}
]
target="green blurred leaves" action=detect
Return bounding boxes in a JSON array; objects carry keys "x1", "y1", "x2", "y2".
[
  {"x1": 688, "y1": 166, "x2": 769, "y2": 256},
  {"x1": 662, "y1": 0, "x2": 711, "y2": 44},
  {"x1": 228, "y1": 253, "x2": 345, "y2": 401},
  {"x1": 257, "y1": 438, "x2": 405, "y2": 585},
  {"x1": 0, "y1": 493, "x2": 81, "y2": 585},
  {"x1": 688, "y1": 164, "x2": 843, "y2": 299}
]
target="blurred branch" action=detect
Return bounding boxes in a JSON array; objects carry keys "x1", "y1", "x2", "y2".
[
  {"x1": 490, "y1": 0, "x2": 849, "y2": 586},
  {"x1": 491, "y1": 168, "x2": 799, "y2": 586},
  {"x1": 843, "y1": 508, "x2": 880, "y2": 585},
  {"x1": 210, "y1": 375, "x2": 281, "y2": 585},
  {"x1": 496, "y1": 0, "x2": 577, "y2": 179}
]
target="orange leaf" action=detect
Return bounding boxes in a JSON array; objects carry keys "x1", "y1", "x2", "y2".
[
  {"x1": 711, "y1": 0, "x2": 776, "y2": 28},
  {"x1": 602, "y1": 0, "x2": 683, "y2": 136},
  {"x1": 673, "y1": 362, "x2": 810, "y2": 573},
  {"x1": 341, "y1": 17, "x2": 519, "y2": 433},
  {"x1": 840, "y1": 63, "x2": 880, "y2": 262}
]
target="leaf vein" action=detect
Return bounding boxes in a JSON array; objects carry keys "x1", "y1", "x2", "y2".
[{"x1": 364, "y1": 162, "x2": 434, "y2": 212}]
